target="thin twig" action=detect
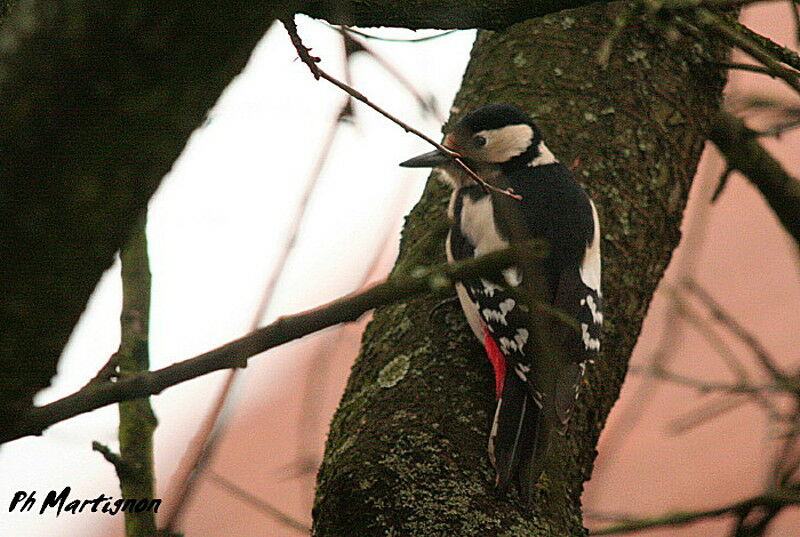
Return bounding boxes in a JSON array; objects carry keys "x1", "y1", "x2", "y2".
[
  {"x1": 590, "y1": 492, "x2": 800, "y2": 535},
  {"x1": 708, "y1": 111, "x2": 800, "y2": 254},
  {"x1": 670, "y1": 394, "x2": 753, "y2": 434},
  {"x1": 92, "y1": 440, "x2": 128, "y2": 476},
  {"x1": 338, "y1": 26, "x2": 458, "y2": 43},
  {"x1": 339, "y1": 29, "x2": 443, "y2": 121},
  {"x1": 711, "y1": 166, "x2": 733, "y2": 203},
  {"x1": 683, "y1": 279, "x2": 791, "y2": 384},
  {"x1": 693, "y1": 10, "x2": 800, "y2": 96},
  {"x1": 714, "y1": 61, "x2": 780, "y2": 77},
  {"x1": 755, "y1": 118, "x2": 800, "y2": 137},
  {"x1": 770, "y1": 402, "x2": 800, "y2": 488},
  {"x1": 630, "y1": 365, "x2": 789, "y2": 394},
  {"x1": 1, "y1": 246, "x2": 538, "y2": 444},
  {"x1": 207, "y1": 470, "x2": 311, "y2": 534},
  {"x1": 727, "y1": 13, "x2": 800, "y2": 72},
  {"x1": 281, "y1": 17, "x2": 521, "y2": 201},
  {"x1": 664, "y1": 284, "x2": 784, "y2": 424},
  {"x1": 665, "y1": 284, "x2": 751, "y2": 381}
]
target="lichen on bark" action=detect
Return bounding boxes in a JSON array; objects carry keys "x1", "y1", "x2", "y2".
[{"x1": 314, "y1": 3, "x2": 725, "y2": 536}]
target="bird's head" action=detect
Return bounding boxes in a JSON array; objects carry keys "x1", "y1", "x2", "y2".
[{"x1": 400, "y1": 103, "x2": 555, "y2": 186}]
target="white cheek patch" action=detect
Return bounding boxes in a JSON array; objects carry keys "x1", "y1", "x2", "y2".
[{"x1": 477, "y1": 124, "x2": 534, "y2": 163}]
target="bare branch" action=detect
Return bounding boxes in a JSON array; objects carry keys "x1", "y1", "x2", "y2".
[
  {"x1": 714, "y1": 61, "x2": 779, "y2": 77},
  {"x1": 693, "y1": 10, "x2": 800, "y2": 96},
  {"x1": 630, "y1": 365, "x2": 790, "y2": 395},
  {"x1": 1, "y1": 247, "x2": 539, "y2": 444},
  {"x1": 338, "y1": 30, "x2": 444, "y2": 121},
  {"x1": 708, "y1": 111, "x2": 800, "y2": 253},
  {"x1": 281, "y1": 17, "x2": 522, "y2": 201},
  {"x1": 338, "y1": 27, "x2": 458, "y2": 43},
  {"x1": 728, "y1": 14, "x2": 800, "y2": 72},
  {"x1": 590, "y1": 492, "x2": 800, "y2": 535},
  {"x1": 116, "y1": 214, "x2": 157, "y2": 537},
  {"x1": 92, "y1": 441, "x2": 128, "y2": 477}
]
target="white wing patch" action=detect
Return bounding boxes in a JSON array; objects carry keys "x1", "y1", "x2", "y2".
[
  {"x1": 460, "y1": 195, "x2": 509, "y2": 256},
  {"x1": 514, "y1": 363, "x2": 531, "y2": 382},
  {"x1": 580, "y1": 200, "x2": 602, "y2": 293},
  {"x1": 581, "y1": 294, "x2": 603, "y2": 324},
  {"x1": 499, "y1": 328, "x2": 529, "y2": 354},
  {"x1": 581, "y1": 323, "x2": 601, "y2": 351},
  {"x1": 482, "y1": 298, "x2": 516, "y2": 326},
  {"x1": 502, "y1": 267, "x2": 522, "y2": 287},
  {"x1": 478, "y1": 278, "x2": 503, "y2": 297}
]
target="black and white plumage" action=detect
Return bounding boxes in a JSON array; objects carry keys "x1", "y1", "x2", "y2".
[{"x1": 400, "y1": 103, "x2": 602, "y2": 500}]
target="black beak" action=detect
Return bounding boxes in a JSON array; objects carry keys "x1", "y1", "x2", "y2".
[{"x1": 399, "y1": 149, "x2": 451, "y2": 168}]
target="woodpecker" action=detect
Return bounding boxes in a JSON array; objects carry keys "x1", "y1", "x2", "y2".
[{"x1": 400, "y1": 103, "x2": 602, "y2": 500}]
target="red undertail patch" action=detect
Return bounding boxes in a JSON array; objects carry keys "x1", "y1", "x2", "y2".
[{"x1": 483, "y1": 327, "x2": 506, "y2": 398}]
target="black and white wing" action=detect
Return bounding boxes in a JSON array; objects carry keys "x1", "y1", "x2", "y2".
[{"x1": 552, "y1": 199, "x2": 602, "y2": 426}]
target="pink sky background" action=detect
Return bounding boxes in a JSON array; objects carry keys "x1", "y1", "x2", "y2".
[{"x1": 1, "y1": 5, "x2": 798, "y2": 536}]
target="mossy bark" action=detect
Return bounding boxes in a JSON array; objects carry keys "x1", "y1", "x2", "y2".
[
  {"x1": 117, "y1": 215, "x2": 157, "y2": 537},
  {"x1": 313, "y1": 5, "x2": 725, "y2": 536}
]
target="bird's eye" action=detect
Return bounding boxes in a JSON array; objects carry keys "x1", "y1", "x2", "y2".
[{"x1": 474, "y1": 135, "x2": 487, "y2": 147}]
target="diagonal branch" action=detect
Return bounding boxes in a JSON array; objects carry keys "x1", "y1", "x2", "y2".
[
  {"x1": 207, "y1": 470, "x2": 311, "y2": 534},
  {"x1": 693, "y1": 10, "x2": 800, "y2": 96},
  {"x1": 590, "y1": 492, "x2": 800, "y2": 535},
  {"x1": 1, "y1": 246, "x2": 544, "y2": 445},
  {"x1": 281, "y1": 17, "x2": 522, "y2": 201},
  {"x1": 709, "y1": 111, "x2": 800, "y2": 253}
]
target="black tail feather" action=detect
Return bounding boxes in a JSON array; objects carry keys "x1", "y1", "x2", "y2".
[{"x1": 489, "y1": 369, "x2": 545, "y2": 498}]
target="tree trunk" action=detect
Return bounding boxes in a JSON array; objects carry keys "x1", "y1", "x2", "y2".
[{"x1": 313, "y1": 5, "x2": 725, "y2": 536}]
